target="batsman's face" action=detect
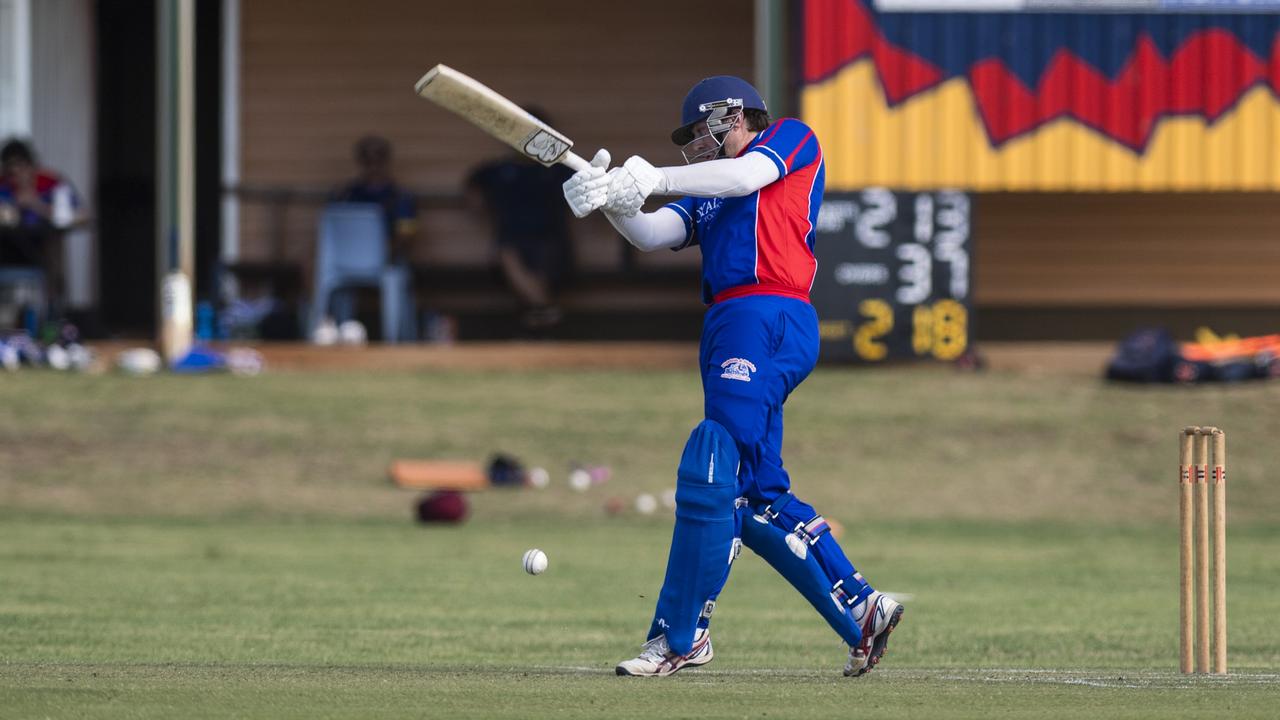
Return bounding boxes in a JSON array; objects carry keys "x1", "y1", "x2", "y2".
[
  {"x1": 720, "y1": 121, "x2": 752, "y2": 159},
  {"x1": 682, "y1": 121, "x2": 722, "y2": 164},
  {"x1": 680, "y1": 111, "x2": 753, "y2": 164}
]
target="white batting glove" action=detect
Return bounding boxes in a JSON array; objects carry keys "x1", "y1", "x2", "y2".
[
  {"x1": 562, "y1": 149, "x2": 612, "y2": 218},
  {"x1": 603, "y1": 156, "x2": 668, "y2": 217}
]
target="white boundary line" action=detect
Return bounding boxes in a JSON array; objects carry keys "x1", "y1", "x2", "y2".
[{"x1": 534, "y1": 665, "x2": 1280, "y2": 687}]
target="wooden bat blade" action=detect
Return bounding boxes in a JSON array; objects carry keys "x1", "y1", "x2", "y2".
[{"x1": 415, "y1": 64, "x2": 586, "y2": 170}]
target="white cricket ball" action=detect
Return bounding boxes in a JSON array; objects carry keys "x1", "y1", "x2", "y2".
[
  {"x1": 568, "y1": 469, "x2": 591, "y2": 492},
  {"x1": 312, "y1": 319, "x2": 339, "y2": 346},
  {"x1": 338, "y1": 319, "x2": 368, "y2": 345},
  {"x1": 527, "y1": 467, "x2": 549, "y2": 489},
  {"x1": 66, "y1": 343, "x2": 94, "y2": 372},
  {"x1": 226, "y1": 347, "x2": 265, "y2": 376},
  {"x1": 635, "y1": 493, "x2": 658, "y2": 515},
  {"x1": 117, "y1": 348, "x2": 161, "y2": 376},
  {"x1": 660, "y1": 488, "x2": 677, "y2": 510},
  {"x1": 522, "y1": 548, "x2": 548, "y2": 575},
  {"x1": 45, "y1": 344, "x2": 70, "y2": 371}
]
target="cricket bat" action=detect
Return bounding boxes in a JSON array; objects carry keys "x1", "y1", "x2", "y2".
[
  {"x1": 414, "y1": 64, "x2": 591, "y2": 172},
  {"x1": 159, "y1": 270, "x2": 193, "y2": 364}
]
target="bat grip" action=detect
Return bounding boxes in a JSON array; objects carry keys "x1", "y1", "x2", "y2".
[{"x1": 561, "y1": 151, "x2": 590, "y2": 173}]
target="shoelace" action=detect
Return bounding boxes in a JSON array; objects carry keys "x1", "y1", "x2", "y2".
[{"x1": 639, "y1": 636, "x2": 670, "y2": 661}]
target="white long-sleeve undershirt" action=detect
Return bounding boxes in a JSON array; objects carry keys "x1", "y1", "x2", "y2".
[
  {"x1": 606, "y1": 151, "x2": 782, "y2": 252},
  {"x1": 661, "y1": 151, "x2": 780, "y2": 198},
  {"x1": 604, "y1": 206, "x2": 688, "y2": 252}
]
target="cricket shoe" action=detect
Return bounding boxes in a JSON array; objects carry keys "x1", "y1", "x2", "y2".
[
  {"x1": 615, "y1": 629, "x2": 713, "y2": 677},
  {"x1": 844, "y1": 591, "x2": 904, "y2": 677}
]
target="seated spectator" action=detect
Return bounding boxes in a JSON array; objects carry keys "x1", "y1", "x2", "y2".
[
  {"x1": 0, "y1": 138, "x2": 87, "y2": 318},
  {"x1": 465, "y1": 107, "x2": 576, "y2": 333},
  {"x1": 326, "y1": 135, "x2": 418, "y2": 327}
]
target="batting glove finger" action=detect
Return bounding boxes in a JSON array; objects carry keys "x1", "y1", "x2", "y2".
[
  {"x1": 603, "y1": 169, "x2": 644, "y2": 217},
  {"x1": 563, "y1": 171, "x2": 606, "y2": 218},
  {"x1": 562, "y1": 148, "x2": 613, "y2": 218},
  {"x1": 603, "y1": 156, "x2": 667, "y2": 218}
]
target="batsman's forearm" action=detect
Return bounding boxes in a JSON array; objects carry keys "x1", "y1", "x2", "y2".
[
  {"x1": 604, "y1": 206, "x2": 686, "y2": 252},
  {"x1": 659, "y1": 152, "x2": 780, "y2": 198}
]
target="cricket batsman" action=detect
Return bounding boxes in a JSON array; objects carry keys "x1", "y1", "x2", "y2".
[{"x1": 562, "y1": 76, "x2": 904, "y2": 677}]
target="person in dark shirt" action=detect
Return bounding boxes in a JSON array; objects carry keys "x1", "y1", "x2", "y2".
[
  {"x1": 331, "y1": 135, "x2": 418, "y2": 262},
  {"x1": 465, "y1": 108, "x2": 576, "y2": 332},
  {"x1": 326, "y1": 135, "x2": 418, "y2": 333}
]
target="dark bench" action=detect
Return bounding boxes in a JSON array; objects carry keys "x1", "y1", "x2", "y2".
[
  {"x1": 411, "y1": 265, "x2": 704, "y2": 341},
  {"x1": 222, "y1": 183, "x2": 706, "y2": 340}
]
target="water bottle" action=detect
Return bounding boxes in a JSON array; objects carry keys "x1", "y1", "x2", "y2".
[
  {"x1": 196, "y1": 301, "x2": 215, "y2": 340},
  {"x1": 52, "y1": 184, "x2": 74, "y2": 228},
  {"x1": 22, "y1": 306, "x2": 38, "y2": 337}
]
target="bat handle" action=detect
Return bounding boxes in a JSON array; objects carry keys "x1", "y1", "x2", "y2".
[{"x1": 561, "y1": 151, "x2": 591, "y2": 173}]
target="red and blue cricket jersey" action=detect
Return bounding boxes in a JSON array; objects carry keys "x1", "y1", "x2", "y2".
[
  {"x1": 664, "y1": 118, "x2": 824, "y2": 305},
  {"x1": 0, "y1": 170, "x2": 79, "y2": 228},
  {"x1": 650, "y1": 116, "x2": 876, "y2": 653}
]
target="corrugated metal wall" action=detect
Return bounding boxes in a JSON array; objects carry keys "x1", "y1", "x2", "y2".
[
  {"x1": 976, "y1": 193, "x2": 1280, "y2": 307},
  {"x1": 801, "y1": 0, "x2": 1280, "y2": 191},
  {"x1": 236, "y1": 0, "x2": 752, "y2": 271}
]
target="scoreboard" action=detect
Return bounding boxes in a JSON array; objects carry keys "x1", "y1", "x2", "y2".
[{"x1": 811, "y1": 190, "x2": 973, "y2": 363}]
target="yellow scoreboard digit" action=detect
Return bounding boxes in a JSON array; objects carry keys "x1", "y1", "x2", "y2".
[
  {"x1": 854, "y1": 299, "x2": 894, "y2": 361},
  {"x1": 811, "y1": 191, "x2": 972, "y2": 363}
]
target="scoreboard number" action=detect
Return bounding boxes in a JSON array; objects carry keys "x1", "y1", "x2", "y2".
[
  {"x1": 912, "y1": 299, "x2": 968, "y2": 361},
  {"x1": 855, "y1": 299, "x2": 893, "y2": 361},
  {"x1": 812, "y1": 190, "x2": 973, "y2": 363}
]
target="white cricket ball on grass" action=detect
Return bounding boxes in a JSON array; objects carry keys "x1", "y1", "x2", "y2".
[
  {"x1": 117, "y1": 348, "x2": 161, "y2": 376},
  {"x1": 522, "y1": 548, "x2": 548, "y2": 575},
  {"x1": 660, "y1": 488, "x2": 677, "y2": 510},
  {"x1": 568, "y1": 468, "x2": 591, "y2": 492},
  {"x1": 635, "y1": 493, "x2": 658, "y2": 515},
  {"x1": 526, "y1": 467, "x2": 550, "y2": 489}
]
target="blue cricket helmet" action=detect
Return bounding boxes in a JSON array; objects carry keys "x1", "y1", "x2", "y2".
[{"x1": 670, "y1": 76, "x2": 768, "y2": 146}]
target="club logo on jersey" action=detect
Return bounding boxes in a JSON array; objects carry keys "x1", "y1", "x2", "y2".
[
  {"x1": 696, "y1": 197, "x2": 723, "y2": 226},
  {"x1": 523, "y1": 130, "x2": 570, "y2": 165},
  {"x1": 720, "y1": 358, "x2": 757, "y2": 382}
]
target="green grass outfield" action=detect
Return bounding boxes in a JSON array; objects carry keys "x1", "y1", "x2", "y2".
[{"x1": 3, "y1": 364, "x2": 1280, "y2": 718}]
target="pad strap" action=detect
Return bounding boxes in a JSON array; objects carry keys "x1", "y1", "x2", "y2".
[
  {"x1": 700, "y1": 600, "x2": 716, "y2": 621},
  {"x1": 792, "y1": 515, "x2": 831, "y2": 546},
  {"x1": 831, "y1": 572, "x2": 870, "y2": 608},
  {"x1": 753, "y1": 491, "x2": 795, "y2": 522},
  {"x1": 752, "y1": 493, "x2": 830, "y2": 547}
]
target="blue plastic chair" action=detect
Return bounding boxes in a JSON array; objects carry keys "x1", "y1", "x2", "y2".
[
  {"x1": 0, "y1": 266, "x2": 46, "y2": 333},
  {"x1": 311, "y1": 202, "x2": 415, "y2": 343}
]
